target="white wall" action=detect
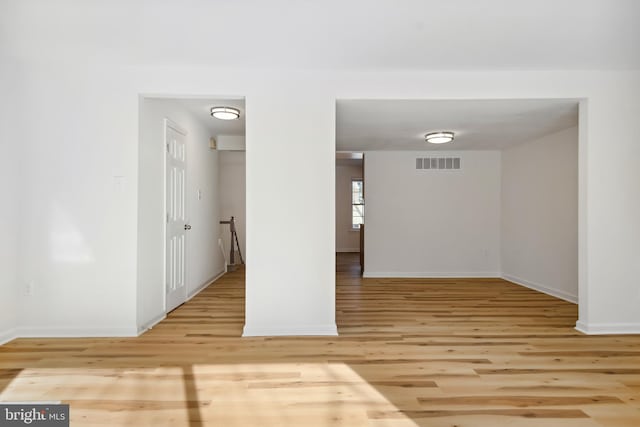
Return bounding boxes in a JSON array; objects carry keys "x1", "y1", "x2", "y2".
[
  {"x1": 14, "y1": 64, "x2": 139, "y2": 337},
  {"x1": 502, "y1": 126, "x2": 578, "y2": 302},
  {"x1": 0, "y1": 64, "x2": 19, "y2": 343},
  {"x1": 138, "y1": 98, "x2": 226, "y2": 331},
  {"x1": 365, "y1": 151, "x2": 501, "y2": 277},
  {"x1": 218, "y1": 136, "x2": 246, "y2": 151},
  {"x1": 579, "y1": 82, "x2": 640, "y2": 334},
  {"x1": 336, "y1": 162, "x2": 362, "y2": 252},
  {"x1": 3, "y1": 8, "x2": 640, "y2": 337},
  {"x1": 244, "y1": 90, "x2": 337, "y2": 336},
  {"x1": 219, "y1": 151, "x2": 246, "y2": 262},
  {"x1": 7, "y1": 64, "x2": 640, "y2": 337}
]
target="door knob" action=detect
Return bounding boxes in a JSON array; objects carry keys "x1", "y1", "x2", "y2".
[{"x1": 184, "y1": 224, "x2": 192, "y2": 230}]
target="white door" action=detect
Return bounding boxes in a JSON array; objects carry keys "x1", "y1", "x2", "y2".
[{"x1": 165, "y1": 120, "x2": 188, "y2": 312}]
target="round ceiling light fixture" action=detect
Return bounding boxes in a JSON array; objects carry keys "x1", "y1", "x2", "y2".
[
  {"x1": 425, "y1": 131, "x2": 455, "y2": 144},
  {"x1": 210, "y1": 106, "x2": 240, "y2": 120}
]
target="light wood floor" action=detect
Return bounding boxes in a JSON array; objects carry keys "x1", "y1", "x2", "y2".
[{"x1": 1, "y1": 253, "x2": 640, "y2": 426}]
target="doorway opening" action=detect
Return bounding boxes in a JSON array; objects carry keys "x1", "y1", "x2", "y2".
[
  {"x1": 335, "y1": 98, "x2": 581, "y2": 325},
  {"x1": 137, "y1": 96, "x2": 246, "y2": 333},
  {"x1": 335, "y1": 152, "x2": 364, "y2": 278}
]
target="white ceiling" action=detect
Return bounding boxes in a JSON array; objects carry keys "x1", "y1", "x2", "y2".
[
  {"x1": 4, "y1": 1, "x2": 640, "y2": 70},
  {"x1": 336, "y1": 99, "x2": 578, "y2": 151},
  {"x1": 177, "y1": 98, "x2": 245, "y2": 137}
]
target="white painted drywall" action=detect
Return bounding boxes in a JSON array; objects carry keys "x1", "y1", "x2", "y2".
[
  {"x1": 364, "y1": 151, "x2": 501, "y2": 277},
  {"x1": 243, "y1": 90, "x2": 337, "y2": 336},
  {"x1": 138, "y1": 98, "x2": 226, "y2": 331},
  {"x1": 217, "y1": 135, "x2": 246, "y2": 151},
  {"x1": 0, "y1": 64, "x2": 19, "y2": 343},
  {"x1": 219, "y1": 151, "x2": 246, "y2": 262},
  {"x1": 13, "y1": 64, "x2": 138, "y2": 337},
  {"x1": 577, "y1": 82, "x2": 640, "y2": 334},
  {"x1": 336, "y1": 163, "x2": 362, "y2": 252},
  {"x1": 501, "y1": 126, "x2": 578, "y2": 303},
  {"x1": 8, "y1": 65, "x2": 640, "y2": 336},
  {"x1": 3, "y1": 1, "x2": 639, "y2": 70},
  {"x1": 3, "y1": 2, "x2": 640, "y2": 336}
]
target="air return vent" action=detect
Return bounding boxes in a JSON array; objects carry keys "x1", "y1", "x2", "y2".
[{"x1": 416, "y1": 157, "x2": 461, "y2": 170}]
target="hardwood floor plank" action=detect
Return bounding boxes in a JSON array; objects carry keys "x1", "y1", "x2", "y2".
[
  {"x1": 416, "y1": 395, "x2": 623, "y2": 406},
  {"x1": 368, "y1": 408, "x2": 590, "y2": 418},
  {"x1": 0, "y1": 253, "x2": 638, "y2": 426}
]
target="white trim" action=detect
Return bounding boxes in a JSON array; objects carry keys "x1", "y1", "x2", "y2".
[
  {"x1": 575, "y1": 321, "x2": 640, "y2": 335},
  {"x1": 0, "y1": 328, "x2": 18, "y2": 346},
  {"x1": 164, "y1": 117, "x2": 188, "y2": 136},
  {"x1": 242, "y1": 324, "x2": 338, "y2": 337},
  {"x1": 502, "y1": 274, "x2": 578, "y2": 304},
  {"x1": 137, "y1": 313, "x2": 166, "y2": 335},
  {"x1": 577, "y1": 99, "x2": 589, "y2": 329},
  {"x1": 336, "y1": 248, "x2": 360, "y2": 253},
  {"x1": 363, "y1": 271, "x2": 501, "y2": 278},
  {"x1": 143, "y1": 270, "x2": 225, "y2": 333},
  {"x1": 187, "y1": 269, "x2": 226, "y2": 301},
  {"x1": 351, "y1": 177, "x2": 364, "y2": 230},
  {"x1": 6, "y1": 271, "x2": 227, "y2": 341},
  {"x1": 16, "y1": 326, "x2": 138, "y2": 338}
]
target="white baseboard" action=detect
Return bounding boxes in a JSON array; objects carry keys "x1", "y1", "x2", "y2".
[
  {"x1": 187, "y1": 269, "x2": 226, "y2": 301},
  {"x1": 3, "y1": 271, "x2": 228, "y2": 342},
  {"x1": 0, "y1": 328, "x2": 18, "y2": 346},
  {"x1": 575, "y1": 321, "x2": 640, "y2": 335},
  {"x1": 137, "y1": 313, "x2": 166, "y2": 335},
  {"x1": 336, "y1": 248, "x2": 360, "y2": 253},
  {"x1": 242, "y1": 323, "x2": 338, "y2": 337},
  {"x1": 363, "y1": 271, "x2": 501, "y2": 278},
  {"x1": 502, "y1": 274, "x2": 578, "y2": 304},
  {"x1": 16, "y1": 326, "x2": 139, "y2": 338},
  {"x1": 136, "y1": 269, "x2": 226, "y2": 335}
]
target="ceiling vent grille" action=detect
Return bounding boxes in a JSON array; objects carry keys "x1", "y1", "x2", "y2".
[{"x1": 416, "y1": 157, "x2": 461, "y2": 170}]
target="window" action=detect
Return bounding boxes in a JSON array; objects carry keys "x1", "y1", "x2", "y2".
[{"x1": 351, "y1": 179, "x2": 364, "y2": 229}]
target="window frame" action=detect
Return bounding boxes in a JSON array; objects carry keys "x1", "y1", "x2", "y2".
[{"x1": 351, "y1": 178, "x2": 364, "y2": 230}]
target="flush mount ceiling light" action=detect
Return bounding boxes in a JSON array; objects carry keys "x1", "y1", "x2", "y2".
[
  {"x1": 425, "y1": 131, "x2": 455, "y2": 144},
  {"x1": 210, "y1": 106, "x2": 240, "y2": 120}
]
